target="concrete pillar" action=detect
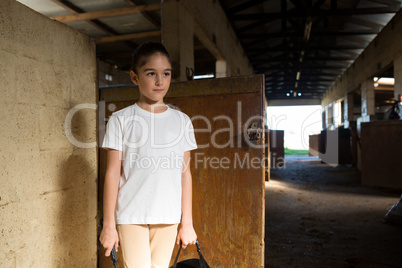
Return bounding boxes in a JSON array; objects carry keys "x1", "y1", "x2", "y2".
[
  {"x1": 327, "y1": 104, "x2": 334, "y2": 128},
  {"x1": 361, "y1": 79, "x2": 375, "y2": 116},
  {"x1": 344, "y1": 92, "x2": 354, "y2": 128},
  {"x1": 161, "y1": 0, "x2": 194, "y2": 81},
  {"x1": 394, "y1": 55, "x2": 402, "y2": 100},
  {"x1": 0, "y1": 1, "x2": 97, "y2": 266},
  {"x1": 216, "y1": 60, "x2": 231, "y2": 78}
]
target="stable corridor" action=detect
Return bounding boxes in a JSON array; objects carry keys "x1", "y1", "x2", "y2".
[{"x1": 265, "y1": 156, "x2": 402, "y2": 268}]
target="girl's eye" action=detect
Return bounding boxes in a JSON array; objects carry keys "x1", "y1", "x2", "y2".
[
  {"x1": 164, "y1": 72, "x2": 171, "y2": 77},
  {"x1": 147, "y1": 72, "x2": 155, "y2": 76}
]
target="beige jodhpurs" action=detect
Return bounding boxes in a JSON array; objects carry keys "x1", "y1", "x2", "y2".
[{"x1": 117, "y1": 224, "x2": 178, "y2": 268}]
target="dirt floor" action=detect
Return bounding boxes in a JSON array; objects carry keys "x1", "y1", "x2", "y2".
[{"x1": 265, "y1": 155, "x2": 402, "y2": 268}]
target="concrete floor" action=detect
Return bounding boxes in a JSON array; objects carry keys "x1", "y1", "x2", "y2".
[{"x1": 265, "y1": 155, "x2": 402, "y2": 268}]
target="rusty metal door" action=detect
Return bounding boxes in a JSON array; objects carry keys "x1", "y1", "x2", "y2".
[{"x1": 99, "y1": 75, "x2": 266, "y2": 268}]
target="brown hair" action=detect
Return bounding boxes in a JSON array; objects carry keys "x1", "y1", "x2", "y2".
[{"x1": 131, "y1": 42, "x2": 172, "y2": 74}]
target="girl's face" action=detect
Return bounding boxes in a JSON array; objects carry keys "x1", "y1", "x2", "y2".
[{"x1": 130, "y1": 53, "x2": 172, "y2": 105}]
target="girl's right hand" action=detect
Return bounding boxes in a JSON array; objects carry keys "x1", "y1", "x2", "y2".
[{"x1": 99, "y1": 226, "x2": 119, "y2": 257}]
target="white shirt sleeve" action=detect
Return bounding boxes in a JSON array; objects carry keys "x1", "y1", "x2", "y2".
[
  {"x1": 183, "y1": 115, "x2": 197, "y2": 152},
  {"x1": 102, "y1": 114, "x2": 123, "y2": 151}
]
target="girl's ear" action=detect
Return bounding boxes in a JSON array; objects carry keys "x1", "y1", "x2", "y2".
[{"x1": 130, "y1": 70, "x2": 139, "y2": 85}]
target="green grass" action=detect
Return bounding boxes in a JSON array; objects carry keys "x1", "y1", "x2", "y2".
[{"x1": 284, "y1": 147, "x2": 309, "y2": 155}]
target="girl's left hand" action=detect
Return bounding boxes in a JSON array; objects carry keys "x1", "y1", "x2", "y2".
[{"x1": 176, "y1": 223, "x2": 197, "y2": 249}]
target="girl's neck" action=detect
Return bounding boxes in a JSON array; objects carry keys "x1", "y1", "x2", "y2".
[{"x1": 136, "y1": 99, "x2": 167, "y2": 113}]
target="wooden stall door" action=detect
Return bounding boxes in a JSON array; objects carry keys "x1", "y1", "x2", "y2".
[{"x1": 98, "y1": 75, "x2": 266, "y2": 268}]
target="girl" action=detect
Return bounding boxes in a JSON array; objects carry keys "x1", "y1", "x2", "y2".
[{"x1": 100, "y1": 42, "x2": 198, "y2": 268}]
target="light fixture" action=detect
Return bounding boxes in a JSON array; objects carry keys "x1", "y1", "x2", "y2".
[
  {"x1": 286, "y1": 93, "x2": 290, "y2": 97},
  {"x1": 298, "y1": 93, "x2": 302, "y2": 96},
  {"x1": 303, "y1": 20, "x2": 313, "y2": 42},
  {"x1": 194, "y1": 74, "x2": 214, "y2": 80},
  {"x1": 105, "y1": 74, "x2": 113, "y2": 81},
  {"x1": 296, "y1": 71, "x2": 301, "y2": 80},
  {"x1": 378, "y1": 77, "x2": 395, "y2": 85},
  {"x1": 299, "y1": 51, "x2": 305, "y2": 63}
]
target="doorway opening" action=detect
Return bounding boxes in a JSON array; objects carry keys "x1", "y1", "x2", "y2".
[{"x1": 266, "y1": 105, "x2": 322, "y2": 155}]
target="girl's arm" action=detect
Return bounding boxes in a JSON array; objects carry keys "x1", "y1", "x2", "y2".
[
  {"x1": 99, "y1": 149, "x2": 121, "y2": 256},
  {"x1": 176, "y1": 150, "x2": 197, "y2": 249}
]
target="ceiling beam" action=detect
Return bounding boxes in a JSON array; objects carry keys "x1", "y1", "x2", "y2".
[
  {"x1": 51, "y1": 0, "x2": 119, "y2": 36},
  {"x1": 266, "y1": 89, "x2": 327, "y2": 93},
  {"x1": 229, "y1": 7, "x2": 399, "y2": 21},
  {"x1": 267, "y1": 84, "x2": 330, "y2": 89},
  {"x1": 124, "y1": 0, "x2": 161, "y2": 28},
  {"x1": 367, "y1": 0, "x2": 402, "y2": 9},
  {"x1": 266, "y1": 77, "x2": 335, "y2": 82},
  {"x1": 313, "y1": 0, "x2": 327, "y2": 9},
  {"x1": 247, "y1": 45, "x2": 365, "y2": 55},
  {"x1": 50, "y1": 3, "x2": 161, "y2": 23},
  {"x1": 267, "y1": 80, "x2": 331, "y2": 85},
  {"x1": 267, "y1": 88, "x2": 327, "y2": 92},
  {"x1": 338, "y1": 36, "x2": 370, "y2": 46},
  {"x1": 96, "y1": 52, "x2": 133, "y2": 59},
  {"x1": 227, "y1": 0, "x2": 268, "y2": 15},
  {"x1": 251, "y1": 56, "x2": 354, "y2": 63},
  {"x1": 240, "y1": 30, "x2": 379, "y2": 39},
  {"x1": 259, "y1": 65, "x2": 346, "y2": 70},
  {"x1": 265, "y1": 96, "x2": 323, "y2": 100},
  {"x1": 237, "y1": 19, "x2": 278, "y2": 33},
  {"x1": 267, "y1": 75, "x2": 333, "y2": 80},
  {"x1": 267, "y1": 94, "x2": 324, "y2": 97},
  {"x1": 347, "y1": 17, "x2": 385, "y2": 30},
  {"x1": 268, "y1": 91, "x2": 328, "y2": 95},
  {"x1": 288, "y1": 0, "x2": 304, "y2": 9},
  {"x1": 95, "y1": 30, "x2": 161, "y2": 44},
  {"x1": 262, "y1": 70, "x2": 340, "y2": 76}
]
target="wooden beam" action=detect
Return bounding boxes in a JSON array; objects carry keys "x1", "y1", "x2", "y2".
[
  {"x1": 95, "y1": 30, "x2": 161, "y2": 44},
  {"x1": 259, "y1": 65, "x2": 346, "y2": 70},
  {"x1": 97, "y1": 52, "x2": 133, "y2": 59},
  {"x1": 313, "y1": 0, "x2": 327, "y2": 9},
  {"x1": 51, "y1": 0, "x2": 119, "y2": 36},
  {"x1": 348, "y1": 17, "x2": 385, "y2": 30},
  {"x1": 51, "y1": 0, "x2": 79, "y2": 14},
  {"x1": 227, "y1": 0, "x2": 268, "y2": 15},
  {"x1": 251, "y1": 56, "x2": 354, "y2": 63},
  {"x1": 240, "y1": 30, "x2": 379, "y2": 39},
  {"x1": 367, "y1": 0, "x2": 402, "y2": 9},
  {"x1": 230, "y1": 7, "x2": 400, "y2": 21},
  {"x1": 50, "y1": 3, "x2": 161, "y2": 23},
  {"x1": 248, "y1": 45, "x2": 365, "y2": 53},
  {"x1": 124, "y1": 0, "x2": 161, "y2": 28}
]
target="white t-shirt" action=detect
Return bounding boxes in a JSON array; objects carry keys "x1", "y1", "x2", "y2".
[{"x1": 102, "y1": 103, "x2": 197, "y2": 224}]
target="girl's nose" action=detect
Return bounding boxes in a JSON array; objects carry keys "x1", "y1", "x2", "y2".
[{"x1": 155, "y1": 75, "x2": 162, "y2": 86}]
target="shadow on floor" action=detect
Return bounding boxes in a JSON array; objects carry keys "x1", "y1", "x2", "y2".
[{"x1": 265, "y1": 155, "x2": 402, "y2": 268}]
